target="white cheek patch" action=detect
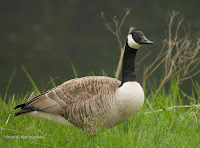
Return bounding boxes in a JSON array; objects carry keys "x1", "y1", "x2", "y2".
[{"x1": 127, "y1": 34, "x2": 142, "y2": 49}]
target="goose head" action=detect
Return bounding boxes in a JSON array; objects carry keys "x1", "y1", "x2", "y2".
[{"x1": 127, "y1": 31, "x2": 153, "y2": 49}]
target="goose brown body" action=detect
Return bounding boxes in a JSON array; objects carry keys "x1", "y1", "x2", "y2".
[
  {"x1": 14, "y1": 76, "x2": 144, "y2": 129},
  {"x1": 15, "y1": 77, "x2": 121, "y2": 127}
]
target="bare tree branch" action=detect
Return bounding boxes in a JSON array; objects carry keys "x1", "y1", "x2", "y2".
[
  {"x1": 142, "y1": 10, "x2": 200, "y2": 92},
  {"x1": 115, "y1": 27, "x2": 134, "y2": 78},
  {"x1": 101, "y1": 9, "x2": 136, "y2": 79},
  {"x1": 102, "y1": 10, "x2": 199, "y2": 92},
  {"x1": 144, "y1": 104, "x2": 200, "y2": 114}
]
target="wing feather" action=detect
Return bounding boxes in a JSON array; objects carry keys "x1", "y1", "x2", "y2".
[{"x1": 14, "y1": 76, "x2": 121, "y2": 127}]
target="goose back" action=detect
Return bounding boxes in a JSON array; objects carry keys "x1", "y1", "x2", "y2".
[{"x1": 15, "y1": 76, "x2": 121, "y2": 127}]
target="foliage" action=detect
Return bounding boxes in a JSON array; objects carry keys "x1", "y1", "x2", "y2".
[
  {"x1": 21, "y1": 65, "x2": 40, "y2": 95},
  {"x1": 1, "y1": 77, "x2": 200, "y2": 147},
  {"x1": 3, "y1": 69, "x2": 16, "y2": 102}
]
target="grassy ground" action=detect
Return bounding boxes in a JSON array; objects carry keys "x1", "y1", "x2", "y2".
[{"x1": 1, "y1": 78, "x2": 200, "y2": 148}]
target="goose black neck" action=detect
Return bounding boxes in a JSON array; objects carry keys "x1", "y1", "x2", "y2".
[{"x1": 121, "y1": 42, "x2": 137, "y2": 86}]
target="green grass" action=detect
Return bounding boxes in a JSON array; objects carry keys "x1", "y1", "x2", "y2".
[{"x1": 0, "y1": 73, "x2": 200, "y2": 147}]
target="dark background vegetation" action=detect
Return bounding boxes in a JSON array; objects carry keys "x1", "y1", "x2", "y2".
[{"x1": 0, "y1": 0, "x2": 200, "y2": 95}]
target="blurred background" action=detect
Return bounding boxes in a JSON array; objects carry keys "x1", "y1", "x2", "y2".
[{"x1": 0, "y1": 0, "x2": 200, "y2": 95}]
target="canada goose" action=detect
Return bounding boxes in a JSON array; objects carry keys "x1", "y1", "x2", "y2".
[{"x1": 14, "y1": 31, "x2": 153, "y2": 134}]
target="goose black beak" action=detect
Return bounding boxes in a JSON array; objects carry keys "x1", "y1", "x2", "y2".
[{"x1": 141, "y1": 36, "x2": 153, "y2": 44}]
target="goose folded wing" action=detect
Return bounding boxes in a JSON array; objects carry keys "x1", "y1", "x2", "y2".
[{"x1": 14, "y1": 76, "x2": 120, "y2": 119}]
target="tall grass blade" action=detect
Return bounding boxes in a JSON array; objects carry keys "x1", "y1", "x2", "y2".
[
  {"x1": 21, "y1": 65, "x2": 40, "y2": 94},
  {"x1": 89, "y1": 72, "x2": 95, "y2": 76},
  {"x1": 170, "y1": 72, "x2": 181, "y2": 105},
  {"x1": 191, "y1": 79, "x2": 200, "y2": 104},
  {"x1": 114, "y1": 69, "x2": 117, "y2": 78},
  {"x1": 3, "y1": 68, "x2": 16, "y2": 101},
  {"x1": 49, "y1": 75, "x2": 56, "y2": 88},
  {"x1": 72, "y1": 65, "x2": 78, "y2": 78},
  {"x1": 180, "y1": 89, "x2": 196, "y2": 103},
  {"x1": 101, "y1": 69, "x2": 108, "y2": 76}
]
